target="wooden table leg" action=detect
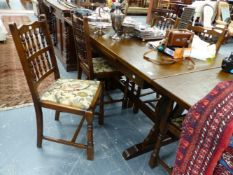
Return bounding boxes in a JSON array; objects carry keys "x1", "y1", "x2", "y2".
[
  {"x1": 122, "y1": 122, "x2": 160, "y2": 160},
  {"x1": 122, "y1": 96, "x2": 174, "y2": 160},
  {"x1": 149, "y1": 98, "x2": 174, "y2": 167},
  {"x1": 149, "y1": 99, "x2": 179, "y2": 168}
]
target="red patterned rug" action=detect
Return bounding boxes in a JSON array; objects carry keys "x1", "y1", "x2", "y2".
[
  {"x1": 0, "y1": 37, "x2": 33, "y2": 109},
  {"x1": 0, "y1": 16, "x2": 53, "y2": 110}
]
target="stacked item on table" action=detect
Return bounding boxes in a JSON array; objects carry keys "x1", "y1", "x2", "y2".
[
  {"x1": 134, "y1": 24, "x2": 165, "y2": 41},
  {"x1": 122, "y1": 17, "x2": 137, "y2": 36},
  {"x1": 88, "y1": 7, "x2": 111, "y2": 22},
  {"x1": 147, "y1": 40, "x2": 163, "y2": 49},
  {"x1": 122, "y1": 17, "x2": 137, "y2": 28},
  {"x1": 88, "y1": 21, "x2": 112, "y2": 28},
  {"x1": 88, "y1": 7, "x2": 111, "y2": 35},
  {"x1": 121, "y1": 18, "x2": 165, "y2": 40},
  {"x1": 134, "y1": 25, "x2": 165, "y2": 41}
]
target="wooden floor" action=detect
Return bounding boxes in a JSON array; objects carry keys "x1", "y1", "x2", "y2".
[{"x1": 0, "y1": 0, "x2": 32, "y2": 10}]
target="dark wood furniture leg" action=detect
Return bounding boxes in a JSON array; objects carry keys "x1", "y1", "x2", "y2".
[
  {"x1": 122, "y1": 78, "x2": 130, "y2": 109},
  {"x1": 149, "y1": 103, "x2": 185, "y2": 172},
  {"x1": 122, "y1": 96, "x2": 174, "y2": 160}
]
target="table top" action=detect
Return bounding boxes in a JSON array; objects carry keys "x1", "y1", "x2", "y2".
[
  {"x1": 90, "y1": 32, "x2": 224, "y2": 80},
  {"x1": 90, "y1": 32, "x2": 231, "y2": 109},
  {"x1": 154, "y1": 68, "x2": 233, "y2": 109}
]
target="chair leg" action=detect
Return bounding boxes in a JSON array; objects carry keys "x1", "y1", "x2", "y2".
[
  {"x1": 55, "y1": 111, "x2": 60, "y2": 121},
  {"x1": 128, "y1": 82, "x2": 135, "y2": 108},
  {"x1": 122, "y1": 78, "x2": 129, "y2": 109},
  {"x1": 78, "y1": 65, "x2": 82, "y2": 79},
  {"x1": 98, "y1": 85, "x2": 104, "y2": 125},
  {"x1": 35, "y1": 106, "x2": 43, "y2": 148},
  {"x1": 85, "y1": 111, "x2": 94, "y2": 160},
  {"x1": 133, "y1": 87, "x2": 141, "y2": 113}
]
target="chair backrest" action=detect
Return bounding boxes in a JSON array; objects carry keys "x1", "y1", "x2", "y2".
[
  {"x1": 9, "y1": 16, "x2": 60, "y2": 102},
  {"x1": 177, "y1": 7, "x2": 195, "y2": 29},
  {"x1": 72, "y1": 14, "x2": 94, "y2": 80},
  {"x1": 187, "y1": 25, "x2": 226, "y2": 53},
  {"x1": 216, "y1": 1, "x2": 231, "y2": 22},
  {"x1": 165, "y1": 11, "x2": 177, "y2": 19},
  {"x1": 153, "y1": 8, "x2": 176, "y2": 20},
  {"x1": 151, "y1": 16, "x2": 176, "y2": 30},
  {"x1": 202, "y1": 4, "x2": 215, "y2": 28}
]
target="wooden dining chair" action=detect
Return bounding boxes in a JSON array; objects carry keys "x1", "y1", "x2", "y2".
[
  {"x1": 151, "y1": 15, "x2": 178, "y2": 30},
  {"x1": 187, "y1": 25, "x2": 227, "y2": 54},
  {"x1": 202, "y1": 4, "x2": 215, "y2": 28},
  {"x1": 72, "y1": 13, "x2": 123, "y2": 106},
  {"x1": 152, "y1": 8, "x2": 176, "y2": 22},
  {"x1": 177, "y1": 7, "x2": 195, "y2": 29},
  {"x1": 207, "y1": 1, "x2": 233, "y2": 43},
  {"x1": 9, "y1": 16, "x2": 104, "y2": 160}
]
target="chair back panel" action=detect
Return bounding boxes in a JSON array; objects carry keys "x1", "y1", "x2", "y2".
[
  {"x1": 152, "y1": 16, "x2": 176, "y2": 30},
  {"x1": 216, "y1": 1, "x2": 230, "y2": 22},
  {"x1": 9, "y1": 18, "x2": 60, "y2": 98},
  {"x1": 177, "y1": 7, "x2": 195, "y2": 29},
  {"x1": 72, "y1": 14, "x2": 94, "y2": 79},
  {"x1": 187, "y1": 25, "x2": 226, "y2": 53}
]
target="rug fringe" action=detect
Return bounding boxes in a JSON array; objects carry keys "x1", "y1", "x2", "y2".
[{"x1": 0, "y1": 103, "x2": 33, "y2": 111}]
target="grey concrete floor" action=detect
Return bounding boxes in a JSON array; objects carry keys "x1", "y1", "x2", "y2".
[{"x1": 0, "y1": 96, "x2": 177, "y2": 175}]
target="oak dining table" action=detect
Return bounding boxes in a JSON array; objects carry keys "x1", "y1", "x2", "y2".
[{"x1": 89, "y1": 30, "x2": 233, "y2": 169}]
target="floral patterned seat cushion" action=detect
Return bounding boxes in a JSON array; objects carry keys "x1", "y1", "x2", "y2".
[
  {"x1": 40, "y1": 79, "x2": 100, "y2": 110},
  {"x1": 93, "y1": 57, "x2": 116, "y2": 74}
]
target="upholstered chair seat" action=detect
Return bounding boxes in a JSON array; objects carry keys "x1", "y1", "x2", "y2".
[
  {"x1": 92, "y1": 57, "x2": 116, "y2": 74},
  {"x1": 41, "y1": 79, "x2": 100, "y2": 110},
  {"x1": 72, "y1": 14, "x2": 123, "y2": 110}
]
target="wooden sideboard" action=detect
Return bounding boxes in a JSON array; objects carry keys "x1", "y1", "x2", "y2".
[
  {"x1": 42, "y1": 0, "x2": 77, "y2": 71},
  {"x1": 41, "y1": 0, "x2": 104, "y2": 71}
]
